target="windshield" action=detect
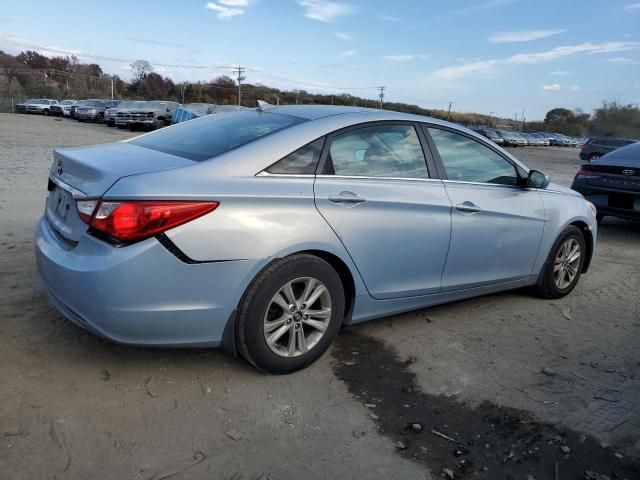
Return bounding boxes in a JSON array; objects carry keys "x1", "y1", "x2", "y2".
[
  {"x1": 84, "y1": 100, "x2": 107, "y2": 107},
  {"x1": 60, "y1": 100, "x2": 75, "y2": 105},
  {"x1": 485, "y1": 130, "x2": 499, "y2": 139},
  {"x1": 130, "y1": 110, "x2": 306, "y2": 161},
  {"x1": 143, "y1": 101, "x2": 173, "y2": 109},
  {"x1": 116, "y1": 101, "x2": 146, "y2": 109}
]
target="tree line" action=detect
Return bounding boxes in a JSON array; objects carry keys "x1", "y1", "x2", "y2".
[{"x1": 0, "y1": 49, "x2": 638, "y2": 138}]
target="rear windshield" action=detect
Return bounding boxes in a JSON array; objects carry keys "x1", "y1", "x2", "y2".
[
  {"x1": 130, "y1": 110, "x2": 306, "y2": 161},
  {"x1": 85, "y1": 100, "x2": 107, "y2": 107}
]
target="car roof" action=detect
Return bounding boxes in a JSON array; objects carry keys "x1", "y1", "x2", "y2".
[
  {"x1": 596, "y1": 142, "x2": 640, "y2": 165},
  {"x1": 259, "y1": 104, "x2": 472, "y2": 131}
]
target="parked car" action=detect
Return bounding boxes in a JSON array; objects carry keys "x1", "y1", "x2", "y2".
[
  {"x1": 472, "y1": 128, "x2": 504, "y2": 145},
  {"x1": 104, "y1": 101, "x2": 146, "y2": 127},
  {"x1": 75, "y1": 99, "x2": 121, "y2": 123},
  {"x1": 509, "y1": 132, "x2": 528, "y2": 147},
  {"x1": 14, "y1": 98, "x2": 37, "y2": 114},
  {"x1": 35, "y1": 105, "x2": 597, "y2": 373},
  {"x1": 50, "y1": 99, "x2": 76, "y2": 117},
  {"x1": 523, "y1": 133, "x2": 541, "y2": 146},
  {"x1": 494, "y1": 130, "x2": 522, "y2": 147},
  {"x1": 70, "y1": 100, "x2": 88, "y2": 119},
  {"x1": 26, "y1": 99, "x2": 59, "y2": 115},
  {"x1": 579, "y1": 137, "x2": 638, "y2": 162},
  {"x1": 115, "y1": 100, "x2": 180, "y2": 130},
  {"x1": 571, "y1": 142, "x2": 640, "y2": 222},
  {"x1": 529, "y1": 133, "x2": 550, "y2": 146},
  {"x1": 171, "y1": 103, "x2": 245, "y2": 124}
]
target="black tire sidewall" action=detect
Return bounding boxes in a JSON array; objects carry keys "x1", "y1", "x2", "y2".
[
  {"x1": 239, "y1": 255, "x2": 345, "y2": 374},
  {"x1": 545, "y1": 227, "x2": 586, "y2": 297}
]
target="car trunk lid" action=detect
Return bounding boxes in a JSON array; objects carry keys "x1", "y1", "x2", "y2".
[{"x1": 46, "y1": 142, "x2": 196, "y2": 245}]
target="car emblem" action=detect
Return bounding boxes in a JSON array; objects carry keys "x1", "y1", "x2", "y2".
[
  {"x1": 56, "y1": 160, "x2": 63, "y2": 176},
  {"x1": 622, "y1": 169, "x2": 635, "y2": 176}
]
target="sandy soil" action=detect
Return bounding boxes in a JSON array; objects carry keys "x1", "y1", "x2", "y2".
[{"x1": 1, "y1": 113, "x2": 638, "y2": 479}]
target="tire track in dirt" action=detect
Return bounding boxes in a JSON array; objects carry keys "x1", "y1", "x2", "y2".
[{"x1": 332, "y1": 330, "x2": 640, "y2": 479}]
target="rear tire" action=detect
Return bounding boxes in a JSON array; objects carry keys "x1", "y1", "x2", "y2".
[
  {"x1": 535, "y1": 226, "x2": 586, "y2": 299},
  {"x1": 237, "y1": 254, "x2": 345, "y2": 374}
]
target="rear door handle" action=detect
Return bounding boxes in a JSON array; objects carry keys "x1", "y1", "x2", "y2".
[
  {"x1": 455, "y1": 201, "x2": 481, "y2": 213},
  {"x1": 328, "y1": 191, "x2": 367, "y2": 205}
]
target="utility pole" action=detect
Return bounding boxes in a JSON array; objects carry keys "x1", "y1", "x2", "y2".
[
  {"x1": 181, "y1": 83, "x2": 187, "y2": 104},
  {"x1": 520, "y1": 108, "x2": 526, "y2": 130},
  {"x1": 110, "y1": 76, "x2": 114, "y2": 100},
  {"x1": 233, "y1": 66, "x2": 246, "y2": 106},
  {"x1": 488, "y1": 111, "x2": 494, "y2": 126},
  {"x1": 44, "y1": 71, "x2": 47, "y2": 86},
  {"x1": 377, "y1": 86, "x2": 386, "y2": 109},
  {"x1": 447, "y1": 101, "x2": 453, "y2": 121}
]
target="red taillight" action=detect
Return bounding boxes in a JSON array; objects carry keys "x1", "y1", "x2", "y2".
[
  {"x1": 77, "y1": 200, "x2": 219, "y2": 242},
  {"x1": 576, "y1": 168, "x2": 598, "y2": 177}
]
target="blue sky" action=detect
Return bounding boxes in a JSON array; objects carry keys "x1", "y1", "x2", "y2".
[{"x1": 1, "y1": 0, "x2": 639, "y2": 119}]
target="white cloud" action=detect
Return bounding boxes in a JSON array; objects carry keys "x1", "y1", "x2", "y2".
[
  {"x1": 377, "y1": 14, "x2": 403, "y2": 23},
  {"x1": 382, "y1": 54, "x2": 413, "y2": 62},
  {"x1": 450, "y1": 0, "x2": 520, "y2": 16},
  {"x1": 608, "y1": 56, "x2": 640, "y2": 64},
  {"x1": 433, "y1": 41, "x2": 640, "y2": 79},
  {"x1": 338, "y1": 49, "x2": 357, "y2": 58},
  {"x1": 489, "y1": 29, "x2": 566, "y2": 43},
  {"x1": 543, "y1": 84, "x2": 581, "y2": 91},
  {"x1": 334, "y1": 31, "x2": 352, "y2": 40},
  {"x1": 433, "y1": 59, "x2": 500, "y2": 80},
  {"x1": 549, "y1": 70, "x2": 572, "y2": 76},
  {"x1": 624, "y1": 2, "x2": 640, "y2": 10},
  {"x1": 297, "y1": 1, "x2": 356, "y2": 22},
  {"x1": 219, "y1": 0, "x2": 251, "y2": 5},
  {"x1": 205, "y1": 1, "x2": 249, "y2": 20}
]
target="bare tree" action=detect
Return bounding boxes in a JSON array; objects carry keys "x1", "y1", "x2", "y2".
[{"x1": 130, "y1": 60, "x2": 152, "y2": 83}]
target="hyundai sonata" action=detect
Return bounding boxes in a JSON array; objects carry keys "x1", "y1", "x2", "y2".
[{"x1": 35, "y1": 105, "x2": 597, "y2": 373}]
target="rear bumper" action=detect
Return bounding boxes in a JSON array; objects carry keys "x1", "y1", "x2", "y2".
[
  {"x1": 76, "y1": 112, "x2": 101, "y2": 120},
  {"x1": 35, "y1": 217, "x2": 258, "y2": 347},
  {"x1": 571, "y1": 181, "x2": 640, "y2": 219}
]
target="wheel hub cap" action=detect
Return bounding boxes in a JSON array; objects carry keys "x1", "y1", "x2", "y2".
[{"x1": 263, "y1": 277, "x2": 332, "y2": 358}]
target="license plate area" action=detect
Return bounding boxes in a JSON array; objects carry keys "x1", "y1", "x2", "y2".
[
  {"x1": 48, "y1": 185, "x2": 74, "y2": 223},
  {"x1": 608, "y1": 193, "x2": 635, "y2": 210}
]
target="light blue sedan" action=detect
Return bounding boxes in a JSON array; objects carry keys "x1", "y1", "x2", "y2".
[{"x1": 35, "y1": 105, "x2": 597, "y2": 373}]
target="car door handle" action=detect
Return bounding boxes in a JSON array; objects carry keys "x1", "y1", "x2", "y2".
[
  {"x1": 328, "y1": 191, "x2": 367, "y2": 205},
  {"x1": 455, "y1": 201, "x2": 481, "y2": 213}
]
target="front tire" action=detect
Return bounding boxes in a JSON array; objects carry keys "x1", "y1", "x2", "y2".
[
  {"x1": 237, "y1": 254, "x2": 345, "y2": 374},
  {"x1": 535, "y1": 226, "x2": 586, "y2": 299}
]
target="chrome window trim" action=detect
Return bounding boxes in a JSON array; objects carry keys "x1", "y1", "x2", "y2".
[
  {"x1": 316, "y1": 174, "x2": 441, "y2": 183},
  {"x1": 49, "y1": 175, "x2": 88, "y2": 199},
  {"x1": 256, "y1": 171, "x2": 315, "y2": 178},
  {"x1": 442, "y1": 179, "x2": 535, "y2": 191}
]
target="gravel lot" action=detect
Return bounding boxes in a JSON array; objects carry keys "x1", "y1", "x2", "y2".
[{"x1": 1, "y1": 113, "x2": 639, "y2": 479}]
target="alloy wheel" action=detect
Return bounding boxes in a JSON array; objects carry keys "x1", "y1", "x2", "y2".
[
  {"x1": 553, "y1": 238, "x2": 581, "y2": 289},
  {"x1": 263, "y1": 277, "x2": 332, "y2": 357}
]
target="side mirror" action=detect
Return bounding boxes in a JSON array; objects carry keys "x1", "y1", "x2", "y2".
[{"x1": 527, "y1": 170, "x2": 550, "y2": 189}]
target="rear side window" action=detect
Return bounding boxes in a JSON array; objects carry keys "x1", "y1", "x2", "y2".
[
  {"x1": 324, "y1": 124, "x2": 428, "y2": 179},
  {"x1": 266, "y1": 138, "x2": 325, "y2": 174},
  {"x1": 130, "y1": 111, "x2": 306, "y2": 162}
]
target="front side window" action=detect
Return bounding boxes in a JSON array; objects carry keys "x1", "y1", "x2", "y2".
[
  {"x1": 130, "y1": 110, "x2": 306, "y2": 162},
  {"x1": 266, "y1": 138, "x2": 325, "y2": 174},
  {"x1": 427, "y1": 127, "x2": 518, "y2": 186},
  {"x1": 324, "y1": 124, "x2": 428, "y2": 179}
]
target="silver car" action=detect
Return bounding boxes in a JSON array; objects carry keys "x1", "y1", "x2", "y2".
[{"x1": 35, "y1": 105, "x2": 597, "y2": 373}]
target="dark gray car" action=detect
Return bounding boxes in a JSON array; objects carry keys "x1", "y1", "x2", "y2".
[
  {"x1": 579, "y1": 137, "x2": 638, "y2": 162},
  {"x1": 115, "y1": 101, "x2": 180, "y2": 130},
  {"x1": 75, "y1": 99, "x2": 121, "y2": 123}
]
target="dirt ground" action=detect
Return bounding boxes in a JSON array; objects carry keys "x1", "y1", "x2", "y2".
[{"x1": 1, "y1": 113, "x2": 638, "y2": 480}]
